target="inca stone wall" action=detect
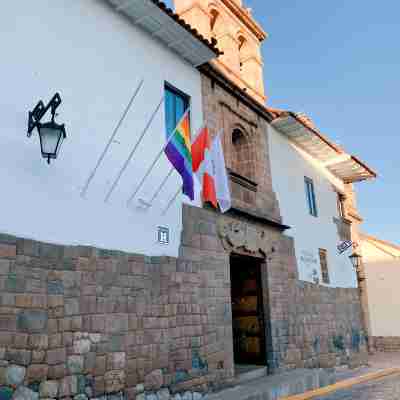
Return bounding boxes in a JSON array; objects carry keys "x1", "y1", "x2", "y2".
[
  {"x1": 0, "y1": 204, "x2": 367, "y2": 400},
  {"x1": 0, "y1": 207, "x2": 232, "y2": 400},
  {"x1": 371, "y1": 337, "x2": 400, "y2": 353}
]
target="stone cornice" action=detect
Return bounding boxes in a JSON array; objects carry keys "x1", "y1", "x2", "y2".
[{"x1": 221, "y1": 0, "x2": 267, "y2": 41}]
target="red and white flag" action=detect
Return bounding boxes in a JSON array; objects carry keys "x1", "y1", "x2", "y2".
[{"x1": 192, "y1": 127, "x2": 231, "y2": 213}]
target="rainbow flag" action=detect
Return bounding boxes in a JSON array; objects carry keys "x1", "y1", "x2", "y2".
[{"x1": 165, "y1": 110, "x2": 194, "y2": 200}]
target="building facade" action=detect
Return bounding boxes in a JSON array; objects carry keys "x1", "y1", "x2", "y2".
[
  {"x1": 176, "y1": 0, "x2": 376, "y2": 375},
  {"x1": 0, "y1": 1, "x2": 378, "y2": 400},
  {"x1": 0, "y1": 0, "x2": 217, "y2": 258},
  {"x1": 360, "y1": 234, "x2": 400, "y2": 352}
]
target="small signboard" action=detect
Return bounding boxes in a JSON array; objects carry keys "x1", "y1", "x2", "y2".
[{"x1": 337, "y1": 240, "x2": 353, "y2": 254}]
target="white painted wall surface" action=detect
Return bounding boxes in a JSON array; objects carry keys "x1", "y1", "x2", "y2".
[
  {"x1": 361, "y1": 239, "x2": 400, "y2": 337},
  {"x1": 0, "y1": 0, "x2": 204, "y2": 256},
  {"x1": 267, "y1": 125, "x2": 357, "y2": 288}
]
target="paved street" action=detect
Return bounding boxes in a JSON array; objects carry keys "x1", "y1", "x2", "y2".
[{"x1": 313, "y1": 374, "x2": 400, "y2": 400}]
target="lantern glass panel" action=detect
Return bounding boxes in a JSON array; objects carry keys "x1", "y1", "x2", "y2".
[{"x1": 39, "y1": 122, "x2": 65, "y2": 159}]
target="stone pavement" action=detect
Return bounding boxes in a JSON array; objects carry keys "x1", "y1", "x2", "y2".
[{"x1": 312, "y1": 374, "x2": 400, "y2": 400}]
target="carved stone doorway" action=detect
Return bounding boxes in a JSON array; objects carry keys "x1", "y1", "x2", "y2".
[{"x1": 230, "y1": 253, "x2": 267, "y2": 367}]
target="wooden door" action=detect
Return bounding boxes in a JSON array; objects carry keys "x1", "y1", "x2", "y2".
[{"x1": 230, "y1": 254, "x2": 266, "y2": 365}]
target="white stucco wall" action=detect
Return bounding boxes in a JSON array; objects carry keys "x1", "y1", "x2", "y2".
[
  {"x1": 267, "y1": 125, "x2": 357, "y2": 288},
  {"x1": 361, "y1": 239, "x2": 400, "y2": 337},
  {"x1": 0, "y1": 0, "x2": 204, "y2": 256}
]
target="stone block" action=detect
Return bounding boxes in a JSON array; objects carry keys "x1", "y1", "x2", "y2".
[
  {"x1": 94, "y1": 377, "x2": 105, "y2": 396},
  {"x1": 105, "y1": 314, "x2": 128, "y2": 334},
  {"x1": 5, "y1": 349, "x2": 31, "y2": 366},
  {"x1": 73, "y1": 339, "x2": 91, "y2": 355},
  {"x1": 0, "y1": 386, "x2": 14, "y2": 400},
  {"x1": 144, "y1": 369, "x2": 163, "y2": 391},
  {"x1": 5, "y1": 273, "x2": 26, "y2": 293},
  {"x1": 157, "y1": 388, "x2": 170, "y2": 400},
  {"x1": 91, "y1": 315, "x2": 105, "y2": 332},
  {"x1": 107, "y1": 353, "x2": 126, "y2": 370},
  {"x1": 26, "y1": 364, "x2": 48, "y2": 382},
  {"x1": 104, "y1": 370, "x2": 125, "y2": 393},
  {"x1": 47, "y1": 348, "x2": 66, "y2": 365},
  {"x1": 84, "y1": 352, "x2": 96, "y2": 374},
  {"x1": 5, "y1": 365, "x2": 26, "y2": 386},
  {"x1": 0, "y1": 293, "x2": 15, "y2": 307},
  {"x1": 59, "y1": 375, "x2": 78, "y2": 397},
  {"x1": 16, "y1": 240, "x2": 40, "y2": 257},
  {"x1": 12, "y1": 386, "x2": 38, "y2": 400},
  {"x1": 0, "y1": 261, "x2": 10, "y2": 276},
  {"x1": 13, "y1": 334, "x2": 29, "y2": 349},
  {"x1": 0, "y1": 316, "x2": 16, "y2": 332},
  {"x1": 67, "y1": 356, "x2": 84, "y2": 374},
  {"x1": 29, "y1": 334, "x2": 48, "y2": 350},
  {"x1": 65, "y1": 299, "x2": 79, "y2": 316},
  {"x1": 47, "y1": 364, "x2": 65, "y2": 380},
  {"x1": 48, "y1": 334, "x2": 62, "y2": 349},
  {"x1": 48, "y1": 295, "x2": 64, "y2": 308},
  {"x1": 31, "y1": 351, "x2": 45, "y2": 364},
  {"x1": 94, "y1": 356, "x2": 106, "y2": 377},
  {"x1": 0, "y1": 245, "x2": 16, "y2": 258},
  {"x1": 39, "y1": 381, "x2": 59, "y2": 398},
  {"x1": 16, "y1": 310, "x2": 47, "y2": 333}
]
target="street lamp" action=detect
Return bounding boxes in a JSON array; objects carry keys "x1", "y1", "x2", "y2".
[
  {"x1": 27, "y1": 93, "x2": 66, "y2": 164},
  {"x1": 349, "y1": 252, "x2": 362, "y2": 271}
]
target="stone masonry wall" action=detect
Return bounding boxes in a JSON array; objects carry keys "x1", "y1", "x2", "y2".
[
  {"x1": 265, "y1": 233, "x2": 368, "y2": 373},
  {"x1": 0, "y1": 207, "x2": 231, "y2": 400},
  {"x1": 371, "y1": 337, "x2": 400, "y2": 353},
  {"x1": 0, "y1": 204, "x2": 367, "y2": 400}
]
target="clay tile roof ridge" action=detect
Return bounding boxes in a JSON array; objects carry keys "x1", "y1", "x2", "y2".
[{"x1": 149, "y1": 0, "x2": 221, "y2": 55}]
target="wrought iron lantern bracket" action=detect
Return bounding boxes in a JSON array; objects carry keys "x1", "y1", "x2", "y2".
[{"x1": 27, "y1": 93, "x2": 62, "y2": 137}]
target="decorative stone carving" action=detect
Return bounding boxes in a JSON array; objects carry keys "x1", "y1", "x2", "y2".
[{"x1": 217, "y1": 219, "x2": 268, "y2": 256}]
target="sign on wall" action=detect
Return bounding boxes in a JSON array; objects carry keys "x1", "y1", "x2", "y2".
[{"x1": 337, "y1": 240, "x2": 353, "y2": 254}]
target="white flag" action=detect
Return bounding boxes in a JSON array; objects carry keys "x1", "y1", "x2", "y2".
[{"x1": 211, "y1": 134, "x2": 231, "y2": 213}]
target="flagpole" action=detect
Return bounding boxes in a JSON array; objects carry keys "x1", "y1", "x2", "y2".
[
  {"x1": 162, "y1": 186, "x2": 182, "y2": 216},
  {"x1": 80, "y1": 79, "x2": 144, "y2": 198},
  {"x1": 104, "y1": 95, "x2": 165, "y2": 203},
  {"x1": 126, "y1": 107, "x2": 191, "y2": 207}
]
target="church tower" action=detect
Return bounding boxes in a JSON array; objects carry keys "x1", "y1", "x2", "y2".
[{"x1": 174, "y1": 0, "x2": 267, "y2": 104}]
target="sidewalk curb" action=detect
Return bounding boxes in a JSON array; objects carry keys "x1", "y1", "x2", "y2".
[{"x1": 279, "y1": 368, "x2": 400, "y2": 400}]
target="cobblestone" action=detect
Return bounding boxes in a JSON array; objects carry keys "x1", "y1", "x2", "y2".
[{"x1": 314, "y1": 374, "x2": 400, "y2": 400}]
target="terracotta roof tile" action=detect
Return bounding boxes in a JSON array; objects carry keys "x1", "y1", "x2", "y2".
[{"x1": 149, "y1": 0, "x2": 221, "y2": 55}]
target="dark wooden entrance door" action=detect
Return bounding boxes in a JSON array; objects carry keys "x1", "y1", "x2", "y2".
[{"x1": 230, "y1": 254, "x2": 266, "y2": 365}]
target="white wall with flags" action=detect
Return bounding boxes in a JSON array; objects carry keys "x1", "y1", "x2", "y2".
[{"x1": 0, "y1": 0, "x2": 205, "y2": 256}]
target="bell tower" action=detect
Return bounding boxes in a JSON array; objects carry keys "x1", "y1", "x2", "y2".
[{"x1": 174, "y1": 0, "x2": 267, "y2": 104}]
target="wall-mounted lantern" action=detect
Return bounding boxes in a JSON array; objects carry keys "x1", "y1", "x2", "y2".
[
  {"x1": 349, "y1": 252, "x2": 362, "y2": 271},
  {"x1": 27, "y1": 93, "x2": 66, "y2": 164}
]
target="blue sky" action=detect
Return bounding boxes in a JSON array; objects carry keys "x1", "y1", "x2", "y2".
[{"x1": 166, "y1": 0, "x2": 400, "y2": 244}]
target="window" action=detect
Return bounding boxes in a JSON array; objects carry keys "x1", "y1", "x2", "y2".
[
  {"x1": 304, "y1": 177, "x2": 318, "y2": 217},
  {"x1": 164, "y1": 83, "x2": 190, "y2": 138},
  {"x1": 319, "y1": 248, "x2": 330, "y2": 284},
  {"x1": 337, "y1": 193, "x2": 345, "y2": 218}
]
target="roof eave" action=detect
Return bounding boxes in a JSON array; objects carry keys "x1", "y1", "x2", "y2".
[{"x1": 107, "y1": 0, "x2": 220, "y2": 67}]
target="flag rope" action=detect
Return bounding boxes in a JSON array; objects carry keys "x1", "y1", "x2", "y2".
[
  {"x1": 104, "y1": 95, "x2": 165, "y2": 203},
  {"x1": 148, "y1": 167, "x2": 175, "y2": 205},
  {"x1": 126, "y1": 107, "x2": 191, "y2": 206},
  {"x1": 161, "y1": 186, "x2": 182, "y2": 216},
  {"x1": 80, "y1": 79, "x2": 144, "y2": 198}
]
